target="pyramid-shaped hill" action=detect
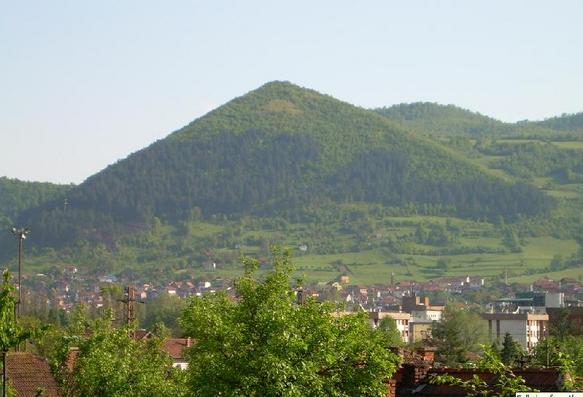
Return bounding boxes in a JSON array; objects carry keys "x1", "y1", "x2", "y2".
[{"x1": 20, "y1": 82, "x2": 554, "y2": 246}]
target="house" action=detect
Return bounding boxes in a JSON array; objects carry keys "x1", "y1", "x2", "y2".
[
  {"x1": 5, "y1": 352, "x2": 60, "y2": 397},
  {"x1": 409, "y1": 321, "x2": 433, "y2": 344},
  {"x1": 161, "y1": 338, "x2": 193, "y2": 369},
  {"x1": 402, "y1": 294, "x2": 444, "y2": 323}
]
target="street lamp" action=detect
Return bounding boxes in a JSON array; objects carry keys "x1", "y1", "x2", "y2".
[{"x1": 10, "y1": 227, "x2": 30, "y2": 318}]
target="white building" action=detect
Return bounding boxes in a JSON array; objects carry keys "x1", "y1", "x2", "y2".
[
  {"x1": 411, "y1": 309, "x2": 442, "y2": 322},
  {"x1": 369, "y1": 311, "x2": 411, "y2": 344},
  {"x1": 481, "y1": 312, "x2": 548, "y2": 350}
]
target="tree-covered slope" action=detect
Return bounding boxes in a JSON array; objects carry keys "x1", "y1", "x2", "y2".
[
  {"x1": 375, "y1": 103, "x2": 583, "y2": 139},
  {"x1": 0, "y1": 177, "x2": 71, "y2": 225},
  {"x1": 530, "y1": 112, "x2": 583, "y2": 133},
  {"x1": 374, "y1": 102, "x2": 505, "y2": 137},
  {"x1": 19, "y1": 82, "x2": 554, "y2": 247}
]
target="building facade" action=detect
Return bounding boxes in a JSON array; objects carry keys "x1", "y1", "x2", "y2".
[
  {"x1": 481, "y1": 312, "x2": 548, "y2": 350},
  {"x1": 369, "y1": 311, "x2": 411, "y2": 344}
]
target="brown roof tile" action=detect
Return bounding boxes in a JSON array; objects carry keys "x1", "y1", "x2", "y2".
[
  {"x1": 5, "y1": 352, "x2": 60, "y2": 397},
  {"x1": 161, "y1": 338, "x2": 193, "y2": 360},
  {"x1": 404, "y1": 368, "x2": 562, "y2": 396}
]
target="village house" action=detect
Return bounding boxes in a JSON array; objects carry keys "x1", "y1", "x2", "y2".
[{"x1": 161, "y1": 338, "x2": 193, "y2": 369}]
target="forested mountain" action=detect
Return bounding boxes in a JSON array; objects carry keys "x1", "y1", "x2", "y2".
[
  {"x1": 0, "y1": 177, "x2": 71, "y2": 225},
  {"x1": 374, "y1": 102, "x2": 505, "y2": 137},
  {"x1": 17, "y1": 82, "x2": 553, "y2": 247},
  {"x1": 375, "y1": 103, "x2": 583, "y2": 139},
  {"x1": 529, "y1": 112, "x2": 583, "y2": 133}
]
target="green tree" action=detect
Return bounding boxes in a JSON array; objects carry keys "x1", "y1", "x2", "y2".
[
  {"x1": 500, "y1": 332, "x2": 525, "y2": 367},
  {"x1": 1, "y1": 271, "x2": 41, "y2": 397},
  {"x1": 432, "y1": 305, "x2": 487, "y2": 366},
  {"x1": 549, "y1": 308, "x2": 572, "y2": 340},
  {"x1": 430, "y1": 345, "x2": 537, "y2": 397},
  {"x1": 142, "y1": 293, "x2": 187, "y2": 336},
  {"x1": 549, "y1": 254, "x2": 565, "y2": 271},
  {"x1": 56, "y1": 310, "x2": 185, "y2": 397},
  {"x1": 378, "y1": 316, "x2": 404, "y2": 348},
  {"x1": 531, "y1": 336, "x2": 583, "y2": 380},
  {"x1": 0, "y1": 271, "x2": 34, "y2": 353},
  {"x1": 180, "y1": 248, "x2": 400, "y2": 396}
]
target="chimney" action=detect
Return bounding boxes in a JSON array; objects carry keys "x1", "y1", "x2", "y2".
[
  {"x1": 400, "y1": 364, "x2": 417, "y2": 388},
  {"x1": 186, "y1": 337, "x2": 192, "y2": 347},
  {"x1": 415, "y1": 347, "x2": 435, "y2": 363}
]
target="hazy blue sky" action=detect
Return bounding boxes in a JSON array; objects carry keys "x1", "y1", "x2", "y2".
[{"x1": 1, "y1": 1, "x2": 582, "y2": 184}]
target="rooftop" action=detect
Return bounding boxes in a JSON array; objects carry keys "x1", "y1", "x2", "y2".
[{"x1": 6, "y1": 352, "x2": 60, "y2": 397}]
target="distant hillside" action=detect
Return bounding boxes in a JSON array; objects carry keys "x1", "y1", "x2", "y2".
[
  {"x1": 18, "y1": 82, "x2": 554, "y2": 247},
  {"x1": 0, "y1": 177, "x2": 71, "y2": 225},
  {"x1": 530, "y1": 112, "x2": 583, "y2": 132},
  {"x1": 375, "y1": 103, "x2": 583, "y2": 139},
  {"x1": 374, "y1": 102, "x2": 505, "y2": 137}
]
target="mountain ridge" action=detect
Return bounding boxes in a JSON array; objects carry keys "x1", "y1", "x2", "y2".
[
  {"x1": 375, "y1": 102, "x2": 583, "y2": 138},
  {"x1": 15, "y1": 82, "x2": 554, "y2": 247}
]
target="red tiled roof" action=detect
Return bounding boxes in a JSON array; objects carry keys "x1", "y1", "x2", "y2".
[
  {"x1": 405, "y1": 368, "x2": 561, "y2": 396},
  {"x1": 161, "y1": 338, "x2": 193, "y2": 360},
  {"x1": 6, "y1": 352, "x2": 60, "y2": 397}
]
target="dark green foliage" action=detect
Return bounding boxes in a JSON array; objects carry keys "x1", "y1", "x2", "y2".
[
  {"x1": 533, "y1": 112, "x2": 583, "y2": 132},
  {"x1": 500, "y1": 332, "x2": 525, "y2": 367},
  {"x1": 378, "y1": 316, "x2": 404, "y2": 348},
  {"x1": 430, "y1": 345, "x2": 537, "y2": 397},
  {"x1": 375, "y1": 102, "x2": 505, "y2": 137},
  {"x1": 484, "y1": 141, "x2": 583, "y2": 180},
  {"x1": 179, "y1": 249, "x2": 400, "y2": 396},
  {"x1": 53, "y1": 309, "x2": 185, "y2": 397},
  {"x1": 18, "y1": 82, "x2": 554, "y2": 247},
  {"x1": 0, "y1": 271, "x2": 37, "y2": 352},
  {"x1": 376, "y1": 102, "x2": 583, "y2": 139},
  {"x1": 531, "y1": 336, "x2": 583, "y2": 378},
  {"x1": 141, "y1": 293, "x2": 187, "y2": 336},
  {"x1": 0, "y1": 177, "x2": 70, "y2": 224},
  {"x1": 432, "y1": 305, "x2": 487, "y2": 366}
]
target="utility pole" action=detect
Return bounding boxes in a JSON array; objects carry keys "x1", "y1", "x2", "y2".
[
  {"x1": 121, "y1": 285, "x2": 137, "y2": 326},
  {"x1": 296, "y1": 287, "x2": 304, "y2": 305},
  {"x1": 2, "y1": 348, "x2": 6, "y2": 397},
  {"x1": 10, "y1": 227, "x2": 30, "y2": 318}
]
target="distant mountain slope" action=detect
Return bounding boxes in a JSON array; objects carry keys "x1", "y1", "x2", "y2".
[
  {"x1": 375, "y1": 103, "x2": 583, "y2": 138},
  {"x1": 374, "y1": 102, "x2": 505, "y2": 137},
  {"x1": 19, "y1": 82, "x2": 554, "y2": 246},
  {"x1": 0, "y1": 177, "x2": 71, "y2": 225},
  {"x1": 530, "y1": 112, "x2": 583, "y2": 132}
]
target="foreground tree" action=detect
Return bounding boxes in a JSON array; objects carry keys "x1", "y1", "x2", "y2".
[
  {"x1": 55, "y1": 310, "x2": 185, "y2": 397},
  {"x1": 531, "y1": 336, "x2": 583, "y2": 390},
  {"x1": 430, "y1": 345, "x2": 537, "y2": 397},
  {"x1": 180, "y1": 248, "x2": 400, "y2": 396},
  {"x1": 1, "y1": 271, "x2": 39, "y2": 397}
]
